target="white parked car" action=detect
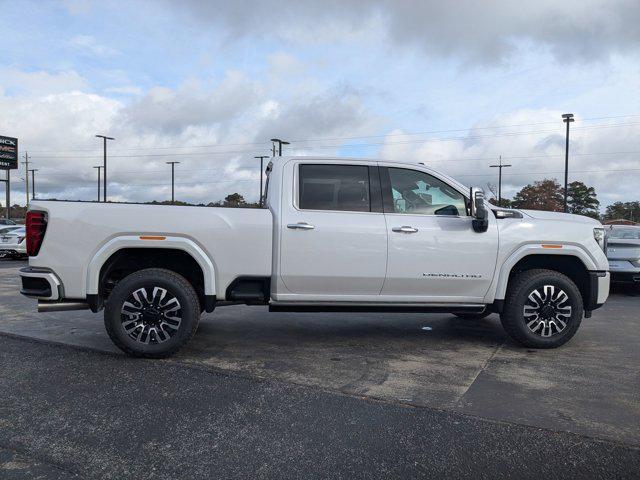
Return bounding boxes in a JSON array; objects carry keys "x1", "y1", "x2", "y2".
[
  {"x1": 19, "y1": 157, "x2": 610, "y2": 357},
  {"x1": 0, "y1": 226, "x2": 27, "y2": 258}
]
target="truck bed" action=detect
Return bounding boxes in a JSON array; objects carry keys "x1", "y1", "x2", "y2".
[{"x1": 29, "y1": 200, "x2": 273, "y2": 299}]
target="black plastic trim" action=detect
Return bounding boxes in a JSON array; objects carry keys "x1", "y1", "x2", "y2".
[
  {"x1": 204, "y1": 295, "x2": 217, "y2": 313},
  {"x1": 86, "y1": 294, "x2": 103, "y2": 313},
  {"x1": 225, "y1": 276, "x2": 271, "y2": 304},
  {"x1": 368, "y1": 166, "x2": 383, "y2": 213},
  {"x1": 585, "y1": 271, "x2": 606, "y2": 312}
]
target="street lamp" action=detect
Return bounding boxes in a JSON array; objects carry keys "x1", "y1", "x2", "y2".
[
  {"x1": 95, "y1": 134, "x2": 114, "y2": 202},
  {"x1": 562, "y1": 113, "x2": 574, "y2": 213},
  {"x1": 270, "y1": 138, "x2": 289, "y2": 157}
]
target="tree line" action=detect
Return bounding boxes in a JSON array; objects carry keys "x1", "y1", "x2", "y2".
[{"x1": 487, "y1": 178, "x2": 639, "y2": 222}]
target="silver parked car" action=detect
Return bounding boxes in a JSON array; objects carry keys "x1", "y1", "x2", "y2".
[
  {"x1": 606, "y1": 225, "x2": 640, "y2": 283},
  {"x1": 0, "y1": 226, "x2": 27, "y2": 259}
]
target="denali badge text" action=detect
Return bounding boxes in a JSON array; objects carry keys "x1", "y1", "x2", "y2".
[{"x1": 422, "y1": 273, "x2": 483, "y2": 279}]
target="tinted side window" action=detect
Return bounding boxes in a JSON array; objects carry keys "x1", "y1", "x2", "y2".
[
  {"x1": 299, "y1": 164, "x2": 371, "y2": 212},
  {"x1": 387, "y1": 168, "x2": 467, "y2": 216}
]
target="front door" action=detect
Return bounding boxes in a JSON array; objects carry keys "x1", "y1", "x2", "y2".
[
  {"x1": 380, "y1": 166, "x2": 498, "y2": 303},
  {"x1": 279, "y1": 162, "x2": 387, "y2": 299}
]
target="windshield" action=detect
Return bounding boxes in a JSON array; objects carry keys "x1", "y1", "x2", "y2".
[{"x1": 608, "y1": 226, "x2": 640, "y2": 239}]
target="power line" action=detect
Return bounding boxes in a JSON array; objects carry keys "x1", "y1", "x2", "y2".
[
  {"x1": 26, "y1": 120, "x2": 640, "y2": 160},
  {"x1": 23, "y1": 114, "x2": 640, "y2": 153}
]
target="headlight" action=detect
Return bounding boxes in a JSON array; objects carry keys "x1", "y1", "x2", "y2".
[{"x1": 593, "y1": 227, "x2": 606, "y2": 251}]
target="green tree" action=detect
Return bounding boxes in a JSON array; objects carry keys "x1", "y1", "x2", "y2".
[
  {"x1": 604, "y1": 201, "x2": 640, "y2": 222},
  {"x1": 512, "y1": 179, "x2": 563, "y2": 212},
  {"x1": 567, "y1": 181, "x2": 600, "y2": 219},
  {"x1": 223, "y1": 193, "x2": 246, "y2": 207}
]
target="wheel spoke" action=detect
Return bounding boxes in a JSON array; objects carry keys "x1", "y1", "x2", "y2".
[
  {"x1": 120, "y1": 285, "x2": 182, "y2": 345},
  {"x1": 523, "y1": 284, "x2": 572, "y2": 338}
]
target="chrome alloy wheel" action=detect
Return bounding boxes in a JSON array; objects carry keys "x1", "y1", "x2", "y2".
[
  {"x1": 523, "y1": 285, "x2": 572, "y2": 337},
  {"x1": 120, "y1": 287, "x2": 182, "y2": 345}
]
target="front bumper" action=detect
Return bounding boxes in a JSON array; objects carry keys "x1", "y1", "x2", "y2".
[
  {"x1": 607, "y1": 260, "x2": 640, "y2": 282},
  {"x1": 19, "y1": 267, "x2": 63, "y2": 300}
]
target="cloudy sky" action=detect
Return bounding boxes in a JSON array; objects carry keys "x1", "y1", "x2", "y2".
[{"x1": 1, "y1": 0, "x2": 639, "y2": 209}]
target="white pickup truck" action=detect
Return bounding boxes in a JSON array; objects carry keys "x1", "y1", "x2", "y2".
[{"x1": 20, "y1": 156, "x2": 610, "y2": 357}]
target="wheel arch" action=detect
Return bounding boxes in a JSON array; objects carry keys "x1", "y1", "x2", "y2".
[
  {"x1": 494, "y1": 247, "x2": 596, "y2": 310},
  {"x1": 86, "y1": 236, "x2": 216, "y2": 311}
]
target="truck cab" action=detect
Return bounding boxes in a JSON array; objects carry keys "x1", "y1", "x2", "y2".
[{"x1": 20, "y1": 156, "x2": 610, "y2": 357}]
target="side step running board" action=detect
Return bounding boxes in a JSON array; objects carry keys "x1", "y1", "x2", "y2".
[{"x1": 269, "y1": 303, "x2": 487, "y2": 314}]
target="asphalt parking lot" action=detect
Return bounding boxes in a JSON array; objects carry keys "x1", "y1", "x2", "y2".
[{"x1": 0, "y1": 258, "x2": 639, "y2": 478}]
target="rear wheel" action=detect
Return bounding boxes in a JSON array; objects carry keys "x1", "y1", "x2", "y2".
[
  {"x1": 500, "y1": 269, "x2": 583, "y2": 348},
  {"x1": 104, "y1": 268, "x2": 200, "y2": 358}
]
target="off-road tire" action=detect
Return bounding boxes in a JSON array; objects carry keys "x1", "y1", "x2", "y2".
[
  {"x1": 500, "y1": 269, "x2": 583, "y2": 348},
  {"x1": 104, "y1": 268, "x2": 200, "y2": 358}
]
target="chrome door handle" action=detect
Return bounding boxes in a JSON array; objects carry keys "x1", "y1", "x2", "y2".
[
  {"x1": 287, "y1": 222, "x2": 315, "y2": 230},
  {"x1": 392, "y1": 226, "x2": 418, "y2": 233}
]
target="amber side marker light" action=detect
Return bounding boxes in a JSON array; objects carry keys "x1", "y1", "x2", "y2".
[
  {"x1": 139, "y1": 236, "x2": 166, "y2": 240},
  {"x1": 541, "y1": 244, "x2": 563, "y2": 249}
]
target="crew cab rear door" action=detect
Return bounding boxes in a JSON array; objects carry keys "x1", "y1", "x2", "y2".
[
  {"x1": 277, "y1": 160, "x2": 387, "y2": 299},
  {"x1": 379, "y1": 165, "x2": 498, "y2": 302}
]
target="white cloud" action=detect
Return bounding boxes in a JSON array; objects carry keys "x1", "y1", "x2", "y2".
[
  {"x1": 0, "y1": 69, "x2": 88, "y2": 95},
  {"x1": 379, "y1": 109, "x2": 640, "y2": 211},
  {"x1": 0, "y1": 68, "x2": 375, "y2": 205},
  {"x1": 105, "y1": 86, "x2": 143, "y2": 96},
  {"x1": 69, "y1": 34, "x2": 119, "y2": 56}
]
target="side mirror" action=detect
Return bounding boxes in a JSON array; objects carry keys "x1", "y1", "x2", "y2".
[{"x1": 470, "y1": 187, "x2": 489, "y2": 233}]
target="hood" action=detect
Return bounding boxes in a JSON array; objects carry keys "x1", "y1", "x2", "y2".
[{"x1": 519, "y1": 209, "x2": 601, "y2": 225}]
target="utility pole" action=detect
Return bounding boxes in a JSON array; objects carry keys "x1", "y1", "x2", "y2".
[
  {"x1": 21, "y1": 152, "x2": 30, "y2": 209},
  {"x1": 166, "y1": 161, "x2": 180, "y2": 204},
  {"x1": 562, "y1": 113, "x2": 574, "y2": 213},
  {"x1": 254, "y1": 155, "x2": 269, "y2": 206},
  {"x1": 93, "y1": 166, "x2": 102, "y2": 202},
  {"x1": 489, "y1": 156, "x2": 511, "y2": 207},
  {"x1": 270, "y1": 138, "x2": 289, "y2": 157},
  {"x1": 29, "y1": 169, "x2": 38, "y2": 200},
  {"x1": 95, "y1": 135, "x2": 114, "y2": 202}
]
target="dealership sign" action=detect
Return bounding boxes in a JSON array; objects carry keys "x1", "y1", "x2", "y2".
[{"x1": 0, "y1": 136, "x2": 18, "y2": 170}]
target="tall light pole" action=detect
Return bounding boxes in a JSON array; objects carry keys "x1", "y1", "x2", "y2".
[
  {"x1": 93, "y1": 166, "x2": 102, "y2": 202},
  {"x1": 254, "y1": 155, "x2": 269, "y2": 206},
  {"x1": 28, "y1": 169, "x2": 38, "y2": 200},
  {"x1": 270, "y1": 138, "x2": 289, "y2": 157},
  {"x1": 21, "y1": 152, "x2": 30, "y2": 209},
  {"x1": 562, "y1": 113, "x2": 574, "y2": 213},
  {"x1": 489, "y1": 156, "x2": 511, "y2": 207},
  {"x1": 95, "y1": 135, "x2": 114, "y2": 202},
  {"x1": 166, "y1": 161, "x2": 180, "y2": 204},
  {"x1": 1, "y1": 170, "x2": 10, "y2": 220}
]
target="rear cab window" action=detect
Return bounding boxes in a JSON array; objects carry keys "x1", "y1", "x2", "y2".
[{"x1": 298, "y1": 164, "x2": 381, "y2": 212}]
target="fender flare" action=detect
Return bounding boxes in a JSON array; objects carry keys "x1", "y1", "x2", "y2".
[
  {"x1": 86, "y1": 235, "x2": 216, "y2": 296},
  {"x1": 493, "y1": 244, "x2": 597, "y2": 300}
]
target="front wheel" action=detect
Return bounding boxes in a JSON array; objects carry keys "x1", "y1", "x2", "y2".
[
  {"x1": 104, "y1": 268, "x2": 200, "y2": 358},
  {"x1": 500, "y1": 269, "x2": 583, "y2": 348}
]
